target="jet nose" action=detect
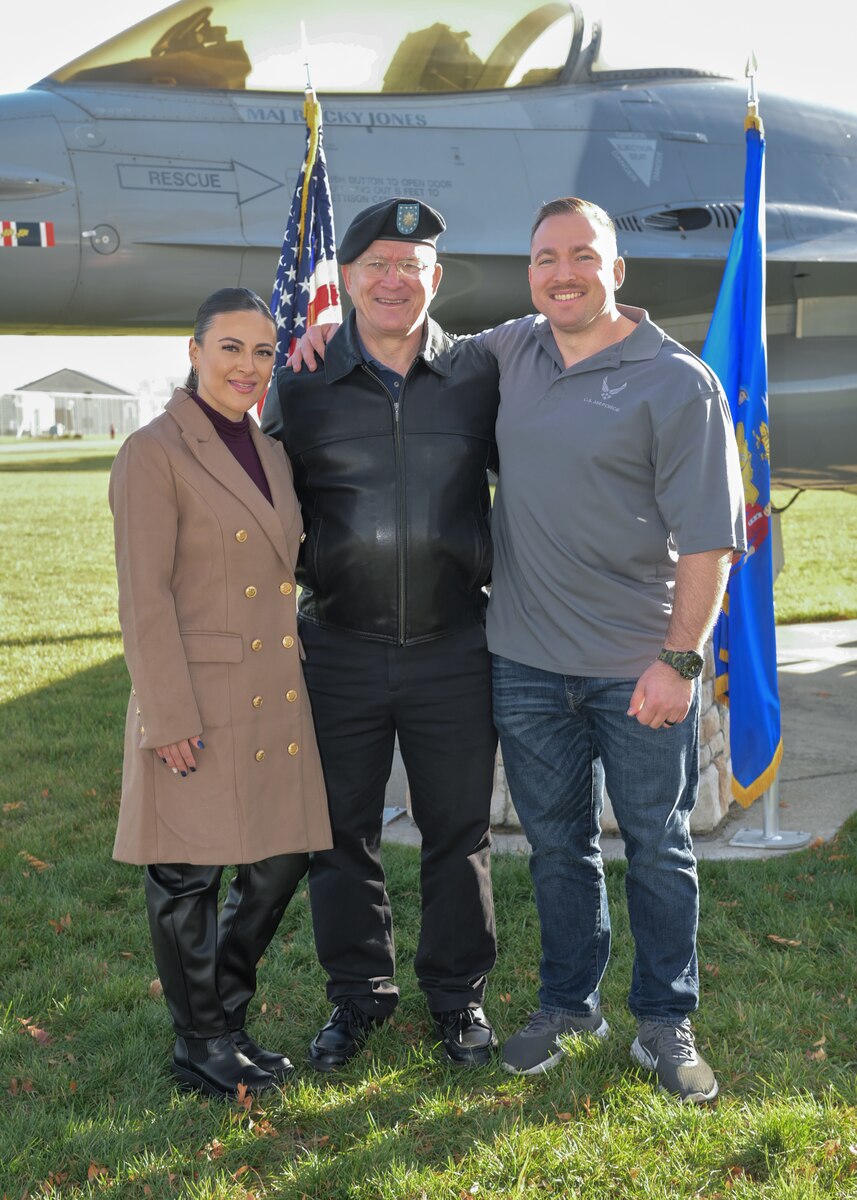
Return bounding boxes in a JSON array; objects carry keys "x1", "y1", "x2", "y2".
[{"x1": 0, "y1": 88, "x2": 81, "y2": 331}]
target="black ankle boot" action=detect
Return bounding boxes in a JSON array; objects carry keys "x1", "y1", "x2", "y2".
[
  {"x1": 172, "y1": 1034, "x2": 276, "y2": 1097},
  {"x1": 231, "y1": 1028, "x2": 295, "y2": 1081}
]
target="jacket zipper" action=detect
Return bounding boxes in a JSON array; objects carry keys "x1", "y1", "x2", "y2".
[{"x1": 361, "y1": 363, "x2": 414, "y2": 644}]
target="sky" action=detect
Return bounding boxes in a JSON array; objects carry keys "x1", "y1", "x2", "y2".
[{"x1": 1, "y1": 0, "x2": 854, "y2": 403}]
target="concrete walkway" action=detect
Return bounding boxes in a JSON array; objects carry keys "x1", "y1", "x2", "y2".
[{"x1": 381, "y1": 620, "x2": 857, "y2": 861}]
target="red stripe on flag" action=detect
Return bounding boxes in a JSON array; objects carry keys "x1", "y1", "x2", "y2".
[
  {"x1": 307, "y1": 282, "x2": 339, "y2": 324},
  {"x1": 43, "y1": 221, "x2": 55, "y2": 247},
  {"x1": 1, "y1": 221, "x2": 14, "y2": 247}
]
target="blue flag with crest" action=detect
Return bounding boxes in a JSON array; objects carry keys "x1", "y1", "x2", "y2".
[{"x1": 701, "y1": 110, "x2": 782, "y2": 806}]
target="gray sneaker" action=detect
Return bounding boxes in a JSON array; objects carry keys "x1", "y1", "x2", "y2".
[
  {"x1": 501, "y1": 1009, "x2": 610, "y2": 1075},
  {"x1": 631, "y1": 1019, "x2": 718, "y2": 1104}
]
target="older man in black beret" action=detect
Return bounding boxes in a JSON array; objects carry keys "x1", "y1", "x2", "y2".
[{"x1": 262, "y1": 199, "x2": 500, "y2": 1070}]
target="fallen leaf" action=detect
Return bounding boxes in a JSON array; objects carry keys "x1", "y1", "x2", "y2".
[
  {"x1": 717, "y1": 899, "x2": 738, "y2": 907},
  {"x1": 18, "y1": 851, "x2": 52, "y2": 872},
  {"x1": 814, "y1": 1036, "x2": 827, "y2": 1047},
  {"x1": 48, "y1": 913, "x2": 72, "y2": 934},
  {"x1": 555, "y1": 1111, "x2": 573, "y2": 1121},
  {"x1": 234, "y1": 1082, "x2": 252, "y2": 1111},
  {"x1": 148, "y1": 979, "x2": 163, "y2": 999},
  {"x1": 41, "y1": 789, "x2": 50, "y2": 798},
  {"x1": 827, "y1": 854, "x2": 847, "y2": 861},
  {"x1": 87, "y1": 1162, "x2": 110, "y2": 1181},
  {"x1": 18, "y1": 1018, "x2": 54, "y2": 1046},
  {"x1": 704, "y1": 963, "x2": 720, "y2": 976},
  {"x1": 806, "y1": 1046, "x2": 827, "y2": 1061},
  {"x1": 234, "y1": 1165, "x2": 250, "y2": 1178},
  {"x1": 629, "y1": 1168, "x2": 640, "y2": 1181},
  {"x1": 119, "y1": 951, "x2": 134, "y2": 959},
  {"x1": 207, "y1": 1139, "x2": 224, "y2": 1159},
  {"x1": 69, "y1": 1080, "x2": 78, "y2": 1093},
  {"x1": 824, "y1": 1140, "x2": 841, "y2": 1158},
  {"x1": 808, "y1": 837, "x2": 825, "y2": 850},
  {"x1": 252, "y1": 1118, "x2": 278, "y2": 1138},
  {"x1": 2, "y1": 802, "x2": 24, "y2": 812},
  {"x1": 766, "y1": 934, "x2": 801, "y2": 948}
]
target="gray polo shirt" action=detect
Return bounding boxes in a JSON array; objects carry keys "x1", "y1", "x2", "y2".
[{"x1": 477, "y1": 305, "x2": 746, "y2": 678}]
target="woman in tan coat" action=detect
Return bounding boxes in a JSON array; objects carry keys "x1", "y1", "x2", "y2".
[{"x1": 109, "y1": 287, "x2": 331, "y2": 1098}]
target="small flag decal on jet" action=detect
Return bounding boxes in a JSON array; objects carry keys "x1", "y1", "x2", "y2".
[{"x1": 0, "y1": 221, "x2": 56, "y2": 247}]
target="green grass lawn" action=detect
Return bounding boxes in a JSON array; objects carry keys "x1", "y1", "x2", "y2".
[
  {"x1": 772, "y1": 489, "x2": 857, "y2": 623},
  {"x1": 1, "y1": 442, "x2": 855, "y2": 1199}
]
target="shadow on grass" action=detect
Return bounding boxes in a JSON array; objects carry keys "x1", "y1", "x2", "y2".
[
  {"x1": 0, "y1": 631, "x2": 121, "y2": 649},
  {"x1": 0, "y1": 453, "x2": 117, "y2": 473}
]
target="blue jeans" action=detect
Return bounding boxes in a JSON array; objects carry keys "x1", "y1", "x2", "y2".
[{"x1": 492, "y1": 655, "x2": 701, "y2": 1024}]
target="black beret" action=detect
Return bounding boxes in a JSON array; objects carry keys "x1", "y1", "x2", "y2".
[{"x1": 339, "y1": 198, "x2": 446, "y2": 264}]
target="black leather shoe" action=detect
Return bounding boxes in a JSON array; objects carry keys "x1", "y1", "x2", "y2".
[
  {"x1": 231, "y1": 1028, "x2": 295, "y2": 1082},
  {"x1": 308, "y1": 1000, "x2": 384, "y2": 1072},
  {"x1": 171, "y1": 1034, "x2": 277, "y2": 1097},
  {"x1": 432, "y1": 1007, "x2": 498, "y2": 1067}
]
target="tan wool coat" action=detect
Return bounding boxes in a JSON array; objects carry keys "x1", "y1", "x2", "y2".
[{"x1": 109, "y1": 389, "x2": 332, "y2": 865}]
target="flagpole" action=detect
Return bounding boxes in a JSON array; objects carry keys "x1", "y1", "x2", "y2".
[{"x1": 725, "y1": 54, "x2": 810, "y2": 850}]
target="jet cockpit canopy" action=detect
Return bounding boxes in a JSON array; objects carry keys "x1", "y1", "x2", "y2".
[{"x1": 43, "y1": 0, "x2": 726, "y2": 94}]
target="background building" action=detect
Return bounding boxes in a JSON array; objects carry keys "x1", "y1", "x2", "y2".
[{"x1": 1, "y1": 368, "x2": 138, "y2": 437}]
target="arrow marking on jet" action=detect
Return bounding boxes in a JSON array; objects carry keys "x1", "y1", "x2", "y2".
[{"x1": 116, "y1": 161, "x2": 283, "y2": 205}]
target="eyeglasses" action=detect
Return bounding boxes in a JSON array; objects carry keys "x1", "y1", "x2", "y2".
[{"x1": 353, "y1": 257, "x2": 436, "y2": 279}]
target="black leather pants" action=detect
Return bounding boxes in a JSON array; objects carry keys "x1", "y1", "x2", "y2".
[{"x1": 144, "y1": 854, "x2": 308, "y2": 1038}]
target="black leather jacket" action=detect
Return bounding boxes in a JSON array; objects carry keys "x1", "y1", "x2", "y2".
[{"x1": 262, "y1": 313, "x2": 500, "y2": 644}]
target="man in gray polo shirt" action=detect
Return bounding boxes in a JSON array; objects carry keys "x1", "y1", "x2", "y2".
[{"x1": 479, "y1": 197, "x2": 744, "y2": 1103}]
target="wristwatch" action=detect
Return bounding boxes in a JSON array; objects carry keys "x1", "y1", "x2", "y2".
[{"x1": 657, "y1": 649, "x2": 704, "y2": 680}]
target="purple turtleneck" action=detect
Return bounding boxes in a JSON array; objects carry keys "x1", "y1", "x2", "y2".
[{"x1": 192, "y1": 392, "x2": 273, "y2": 505}]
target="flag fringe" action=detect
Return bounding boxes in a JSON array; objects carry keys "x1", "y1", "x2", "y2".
[{"x1": 730, "y1": 738, "x2": 783, "y2": 808}]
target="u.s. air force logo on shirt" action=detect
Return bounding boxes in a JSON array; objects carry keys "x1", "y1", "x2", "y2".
[
  {"x1": 396, "y1": 203, "x2": 420, "y2": 235},
  {"x1": 582, "y1": 377, "x2": 628, "y2": 412}
]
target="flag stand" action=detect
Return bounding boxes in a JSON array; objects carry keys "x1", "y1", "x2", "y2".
[{"x1": 728, "y1": 778, "x2": 811, "y2": 849}]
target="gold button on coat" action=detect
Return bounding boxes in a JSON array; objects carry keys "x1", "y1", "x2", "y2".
[
  {"x1": 255, "y1": 749, "x2": 266, "y2": 762},
  {"x1": 279, "y1": 582, "x2": 293, "y2": 595},
  {"x1": 244, "y1": 585, "x2": 257, "y2": 599},
  {"x1": 251, "y1": 638, "x2": 263, "y2": 651},
  {"x1": 288, "y1": 743, "x2": 299, "y2": 756},
  {"x1": 235, "y1": 529, "x2": 248, "y2": 542},
  {"x1": 140, "y1": 726, "x2": 145, "y2": 734},
  {"x1": 252, "y1": 696, "x2": 263, "y2": 708},
  {"x1": 285, "y1": 689, "x2": 298, "y2": 702},
  {"x1": 299, "y1": 532, "x2": 306, "y2": 543},
  {"x1": 282, "y1": 635, "x2": 294, "y2": 648}
]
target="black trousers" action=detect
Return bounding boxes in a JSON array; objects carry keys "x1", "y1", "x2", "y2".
[
  {"x1": 300, "y1": 619, "x2": 498, "y2": 1016},
  {"x1": 145, "y1": 854, "x2": 308, "y2": 1039}
]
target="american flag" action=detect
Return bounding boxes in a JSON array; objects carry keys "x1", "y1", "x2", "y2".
[{"x1": 270, "y1": 89, "x2": 341, "y2": 375}]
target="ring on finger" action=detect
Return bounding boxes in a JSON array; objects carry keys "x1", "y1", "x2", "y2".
[{"x1": 664, "y1": 719, "x2": 675, "y2": 727}]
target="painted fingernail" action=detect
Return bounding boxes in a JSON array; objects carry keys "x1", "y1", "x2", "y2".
[
  {"x1": 161, "y1": 757, "x2": 167, "y2": 763},
  {"x1": 190, "y1": 767, "x2": 196, "y2": 773},
  {"x1": 180, "y1": 771, "x2": 187, "y2": 777},
  {"x1": 172, "y1": 768, "x2": 178, "y2": 774},
  {"x1": 196, "y1": 739, "x2": 206, "y2": 749}
]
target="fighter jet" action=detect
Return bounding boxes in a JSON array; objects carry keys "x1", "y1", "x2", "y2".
[{"x1": 1, "y1": 0, "x2": 855, "y2": 486}]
